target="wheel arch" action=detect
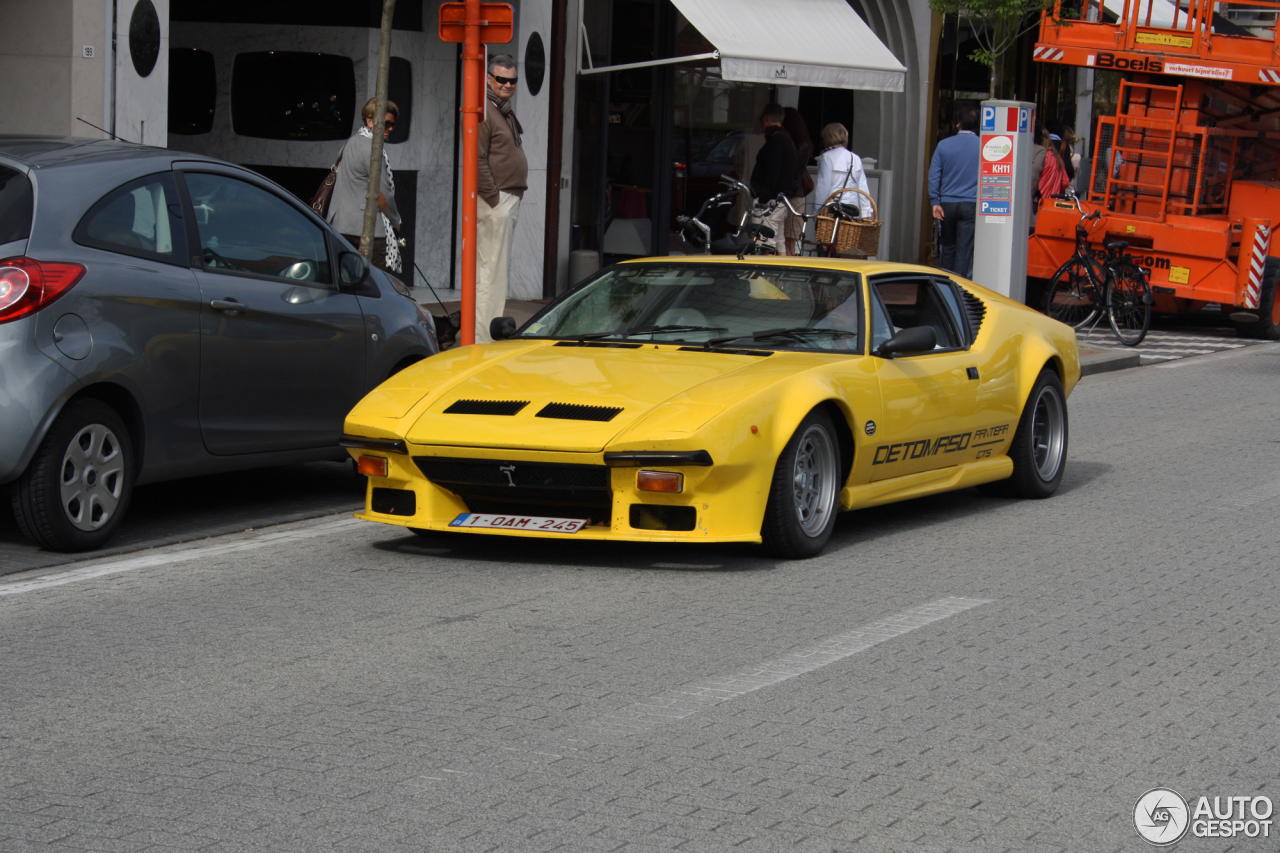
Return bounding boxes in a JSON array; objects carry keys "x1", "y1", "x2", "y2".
[
  {"x1": 67, "y1": 383, "x2": 146, "y2": 476},
  {"x1": 815, "y1": 399, "x2": 856, "y2": 488}
]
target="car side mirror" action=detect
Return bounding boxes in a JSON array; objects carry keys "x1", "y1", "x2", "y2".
[
  {"x1": 489, "y1": 316, "x2": 517, "y2": 341},
  {"x1": 338, "y1": 252, "x2": 370, "y2": 288},
  {"x1": 876, "y1": 326, "x2": 937, "y2": 358}
]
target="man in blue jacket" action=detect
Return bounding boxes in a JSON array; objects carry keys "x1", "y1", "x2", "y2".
[{"x1": 928, "y1": 106, "x2": 980, "y2": 278}]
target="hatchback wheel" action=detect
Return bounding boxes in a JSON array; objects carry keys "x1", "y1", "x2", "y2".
[{"x1": 11, "y1": 399, "x2": 135, "y2": 552}]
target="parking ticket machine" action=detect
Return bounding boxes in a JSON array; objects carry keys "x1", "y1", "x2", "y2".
[{"x1": 972, "y1": 100, "x2": 1035, "y2": 302}]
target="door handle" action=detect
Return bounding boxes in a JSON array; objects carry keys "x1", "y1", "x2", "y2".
[{"x1": 210, "y1": 298, "x2": 245, "y2": 313}]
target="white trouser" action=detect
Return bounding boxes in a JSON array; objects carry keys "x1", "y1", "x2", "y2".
[{"x1": 475, "y1": 190, "x2": 520, "y2": 344}]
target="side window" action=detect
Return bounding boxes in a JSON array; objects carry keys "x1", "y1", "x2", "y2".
[
  {"x1": 183, "y1": 172, "x2": 331, "y2": 285},
  {"x1": 74, "y1": 173, "x2": 187, "y2": 265},
  {"x1": 870, "y1": 277, "x2": 963, "y2": 351},
  {"x1": 933, "y1": 279, "x2": 970, "y2": 344},
  {"x1": 869, "y1": 288, "x2": 894, "y2": 352}
]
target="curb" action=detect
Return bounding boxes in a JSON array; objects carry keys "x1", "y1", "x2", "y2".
[{"x1": 1079, "y1": 349, "x2": 1142, "y2": 377}]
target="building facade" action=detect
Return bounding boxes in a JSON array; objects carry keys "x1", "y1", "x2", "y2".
[{"x1": 1, "y1": 0, "x2": 945, "y2": 299}]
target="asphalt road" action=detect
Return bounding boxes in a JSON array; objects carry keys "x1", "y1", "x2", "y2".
[{"x1": 0, "y1": 345, "x2": 1278, "y2": 851}]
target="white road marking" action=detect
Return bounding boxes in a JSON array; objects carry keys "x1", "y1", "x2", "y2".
[
  {"x1": 587, "y1": 596, "x2": 990, "y2": 735},
  {"x1": 0, "y1": 517, "x2": 365, "y2": 597}
]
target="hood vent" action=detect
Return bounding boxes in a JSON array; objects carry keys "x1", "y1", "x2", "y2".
[
  {"x1": 443, "y1": 399, "x2": 529, "y2": 416},
  {"x1": 553, "y1": 341, "x2": 643, "y2": 349},
  {"x1": 536, "y1": 403, "x2": 623, "y2": 422},
  {"x1": 960, "y1": 288, "x2": 986, "y2": 341}
]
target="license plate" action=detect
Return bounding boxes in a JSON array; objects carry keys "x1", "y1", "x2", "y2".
[{"x1": 449, "y1": 513, "x2": 588, "y2": 533}]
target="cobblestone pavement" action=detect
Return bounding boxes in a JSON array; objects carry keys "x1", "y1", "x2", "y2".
[{"x1": 0, "y1": 346, "x2": 1277, "y2": 851}]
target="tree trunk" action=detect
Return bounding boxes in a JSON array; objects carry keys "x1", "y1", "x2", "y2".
[
  {"x1": 360, "y1": 0, "x2": 398, "y2": 262},
  {"x1": 989, "y1": 18, "x2": 1006, "y2": 99}
]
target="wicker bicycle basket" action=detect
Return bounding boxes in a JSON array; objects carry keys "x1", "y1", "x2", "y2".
[{"x1": 814, "y1": 188, "x2": 880, "y2": 256}]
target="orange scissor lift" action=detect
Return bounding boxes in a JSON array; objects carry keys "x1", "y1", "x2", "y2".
[{"x1": 1029, "y1": 0, "x2": 1280, "y2": 337}]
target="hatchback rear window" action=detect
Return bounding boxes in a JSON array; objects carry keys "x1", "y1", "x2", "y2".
[{"x1": 0, "y1": 166, "x2": 34, "y2": 245}]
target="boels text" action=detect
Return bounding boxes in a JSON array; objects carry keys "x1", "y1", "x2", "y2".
[{"x1": 1095, "y1": 52, "x2": 1164, "y2": 72}]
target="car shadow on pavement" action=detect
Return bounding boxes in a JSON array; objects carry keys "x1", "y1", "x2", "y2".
[
  {"x1": 0, "y1": 461, "x2": 364, "y2": 576},
  {"x1": 371, "y1": 531, "x2": 770, "y2": 572}
]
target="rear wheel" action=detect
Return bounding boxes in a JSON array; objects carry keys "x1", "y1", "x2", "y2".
[
  {"x1": 1044, "y1": 257, "x2": 1102, "y2": 330},
  {"x1": 761, "y1": 409, "x2": 841, "y2": 559},
  {"x1": 1108, "y1": 264, "x2": 1152, "y2": 346},
  {"x1": 11, "y1": 399, "x2": 135, "y2": 552},
  {"x1": 1235, "y1": 257, "x2": 1280, "y2": 340},
  {"x1": 1005, "y1": 369, "x2": 1068, "y2": 499}
]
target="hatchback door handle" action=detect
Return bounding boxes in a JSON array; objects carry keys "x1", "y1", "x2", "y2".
[{"x1": 210, "y1": 298, "x2": 245, "y2": 313}]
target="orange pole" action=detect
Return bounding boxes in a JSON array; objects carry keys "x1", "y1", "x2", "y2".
[{"x1": 460, "y1": 0, "x2": 482, "y2": 345}]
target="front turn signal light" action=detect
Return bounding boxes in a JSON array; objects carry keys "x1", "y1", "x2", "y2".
[
  {"x1": 637, "y1": 470, "x2": 683, "y2": 493},
  {"x1": 357, "y1": 455, "x2": 389, "y2": 478}
]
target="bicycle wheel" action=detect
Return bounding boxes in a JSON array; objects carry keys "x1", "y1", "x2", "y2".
[
  {"x1": 1108, "y1": 264, "x2": 1152, "y2": 346},
  {"x1": 1044, "y1": 257, "x2": 1102, "y2": 329}
]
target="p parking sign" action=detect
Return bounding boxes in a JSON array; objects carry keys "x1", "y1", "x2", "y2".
[{"x1": 981, "y1": 106, "x2": 996, "y2": 132}]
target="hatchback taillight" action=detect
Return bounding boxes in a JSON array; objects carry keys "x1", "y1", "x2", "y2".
[{"x1": 0, "y1": 258, "x2": 86, "y2": 324}]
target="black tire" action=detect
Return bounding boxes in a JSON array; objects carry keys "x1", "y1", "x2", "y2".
[
  {"x1": 1235, "y1": 257, "x2": 1280, "y2": 340},
  {"x1": 1000, "y1": 369, "x2": 1068, "y2": 499},
  {"x1": 11, "y1": 399, "x2": 135, "y2": 552},
  {"x1": 1108, "y1": 264, "x2": 1152, "y2": 346},
  {"x1": 1044, "y1": 257, "x2": 1102, "y2": 330},
  {"x1": 761, "y1": 408, "x2": 841, "y2": 559}
]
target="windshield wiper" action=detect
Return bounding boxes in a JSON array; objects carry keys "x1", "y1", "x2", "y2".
[
  {"x1": 707, "y1": 327, "x2": 859, "y2": 347},
  {"x1": 620, "y1": 324, "x2": 728, "y2": 337}
]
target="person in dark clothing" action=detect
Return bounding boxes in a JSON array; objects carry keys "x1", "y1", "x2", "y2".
[
  {"x1": 781, "y1": 107, "x2": 814, "y2": 254},
  {"x1": 751, "y1": 103, "x2": 799, "y2": 254}
]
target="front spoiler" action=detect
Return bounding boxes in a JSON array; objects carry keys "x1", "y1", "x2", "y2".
[{"x1": 352, "y1": 510, "x2": 762, "y2": 544}]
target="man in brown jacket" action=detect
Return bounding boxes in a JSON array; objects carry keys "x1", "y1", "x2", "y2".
[{"x1": 476, "y1": 54, "x2": 528, "y2": 343}]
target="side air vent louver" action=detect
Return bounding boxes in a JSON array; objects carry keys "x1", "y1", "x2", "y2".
[
  {"x1": 960, "y1": 289, "x2": 986, "y2": 340},
  {"x1": 443, "y1": 399, "x2": 529, "y2": 416},
  {"x1": 536, "y1": 403, "x2": 624, "y2": 422}
]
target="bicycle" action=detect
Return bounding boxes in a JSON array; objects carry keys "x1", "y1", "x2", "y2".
[
  {"x1": 1042, "y1": 189, "x2": 1153, "y2": 346},
  {"x1": 677, "y1": 177, "x2": 782, "y2": 258}
]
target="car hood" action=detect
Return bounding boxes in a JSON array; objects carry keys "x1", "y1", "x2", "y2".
[{"x1": 350, "y1": 340, "x2": 830, "y2": 453}]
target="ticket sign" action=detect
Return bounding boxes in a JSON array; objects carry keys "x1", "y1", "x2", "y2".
[{"x1": 979, "y1": 135, "x2": 1014, "y2": 217}]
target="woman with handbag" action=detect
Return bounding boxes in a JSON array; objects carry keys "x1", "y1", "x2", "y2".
[
  {"x1": 320, "y1": 98, "x2": 403, "y2": 274},
  {"x1": 815, "y1": 123, "x2": 873, "y2": 222}
]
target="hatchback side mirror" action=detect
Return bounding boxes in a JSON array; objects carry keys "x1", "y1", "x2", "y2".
[
  {"x1": 876, "y1": 326, "x2": 937, "y2": 358},
  {"x1": 338, "y1": 252, "x2": 370, "y2": 288},
  {"x1": 489, "y1": 316, "x2": 517, "y2": 341}
]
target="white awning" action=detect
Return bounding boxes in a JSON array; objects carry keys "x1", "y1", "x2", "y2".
[{"x1": 579, "y1": 0, "x2": 906, "y2": 93}]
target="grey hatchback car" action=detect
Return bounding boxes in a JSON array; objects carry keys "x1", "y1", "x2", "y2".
[{"x1": 0, "y1": 138, "x2": 438, "y2": 552}]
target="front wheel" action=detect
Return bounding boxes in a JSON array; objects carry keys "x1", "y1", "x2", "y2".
[
  {"x1": 761, "y1": 409, "x2": 842, "y2": 559},
  {"x1": 1108, "y1": 264, "x2": 1152, "y2": 346},
  {"x1": 11, "y1": 399, "x2": 135, "y2": 552},
  {"x1": 1044, "y1": 257, "x2": 1101, "y2": 330},
  {"x1": 1003, "y1": 369, "x2": 1068, "y2": 499}
]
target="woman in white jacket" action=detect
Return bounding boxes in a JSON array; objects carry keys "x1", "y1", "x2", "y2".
[{"x1": 814, "y1": 123, "x2": 872, "y2": 219}]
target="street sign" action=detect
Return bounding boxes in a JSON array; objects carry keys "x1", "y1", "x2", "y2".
[{"x1": 439, "y1": 2, "x2": 514, "y2": 44}]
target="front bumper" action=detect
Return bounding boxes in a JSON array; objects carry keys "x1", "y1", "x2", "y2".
[{"x1": 344, "y1": 442, "x2": 763, "y2": 544}]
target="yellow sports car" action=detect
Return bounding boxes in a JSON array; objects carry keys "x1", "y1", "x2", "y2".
[{"x1": 341, "y1": 258, "x2": 1079, "y2": 558}]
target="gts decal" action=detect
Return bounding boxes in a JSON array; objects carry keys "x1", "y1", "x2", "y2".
[{"x1": 872, "y1": 424, "x2": 1010, "y2": 466}]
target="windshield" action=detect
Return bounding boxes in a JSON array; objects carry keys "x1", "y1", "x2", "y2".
[{"x1": 520, "y1": 263, "x2": 863, "y2": 352}]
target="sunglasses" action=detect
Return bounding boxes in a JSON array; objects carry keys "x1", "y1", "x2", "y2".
[
  {"x1": 383, "y1": 120, "x2": 396, "y2": 130},
  {"x1": 489, "y1": 72, "x2": 518, "y2": 86}
]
